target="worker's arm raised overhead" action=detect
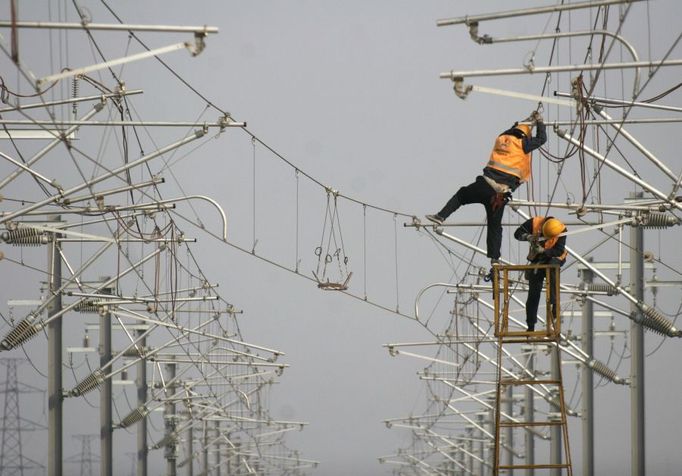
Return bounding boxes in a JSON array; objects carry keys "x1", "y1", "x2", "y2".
[{"x1": 522, "y1": 114, "x2": 546, "y2": 153}]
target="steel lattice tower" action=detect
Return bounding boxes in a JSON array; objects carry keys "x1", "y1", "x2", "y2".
[
  {"x1": 75, "y1": 435, "x2": 94, "y2": 476},
  {"x1": 0, "y1": 358, "x2": 45, "y2": 476},
  {"x1": 66, "y1": 434, "x2": 99, "y2": 476}
]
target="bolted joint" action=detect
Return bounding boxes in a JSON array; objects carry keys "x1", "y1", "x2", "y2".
[{"x1": 452, "y1": 77, "x2": 473, "y2": 100}]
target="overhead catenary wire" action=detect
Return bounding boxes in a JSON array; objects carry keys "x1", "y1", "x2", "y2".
[{"x1": 6, "y1": 2, "x2": 680, "y2": 472}]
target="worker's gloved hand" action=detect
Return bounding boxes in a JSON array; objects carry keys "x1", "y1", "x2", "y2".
[
  {"x1": 527, "y1": 242, "x2": 545, "y2": 261},
  {"x1": 531, "y1": 110, "x2": 543, "y2": 124}
]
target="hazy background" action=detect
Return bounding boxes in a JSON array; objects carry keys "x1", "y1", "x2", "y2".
[{"x1": 1, "y1": 1, "x2": 681, "y2": 475}]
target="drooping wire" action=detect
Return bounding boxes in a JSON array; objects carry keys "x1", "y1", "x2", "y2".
[
  {"x1": 295, "y1": 168, "x2": 300, "y2": 273},
  {"x1": 363, "y1": 204, "x2": 367, "y2": 301},
  {"x1": 252, "y1": 135, "x2": 257, "y2": 254},
  {"x1": 393, "y1": 213, "x2": 400, "y2": 313}
]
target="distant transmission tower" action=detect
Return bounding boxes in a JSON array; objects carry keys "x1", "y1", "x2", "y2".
[
  {"x1": 67, "y1": 434, "x2": 100, "y2": 476},
  {"x1": 0, "y1": 358, "x2": 45, "y2": 476}
]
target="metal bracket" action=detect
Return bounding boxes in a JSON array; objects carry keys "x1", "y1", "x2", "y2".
[{"x1": 452, "y1": 77, "x2": 473, "y2": 100}]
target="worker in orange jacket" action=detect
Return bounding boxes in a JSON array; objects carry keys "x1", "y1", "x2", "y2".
[
  {"x1": 427, "y1": 111, "x2": 546, "y2": 275},
  {"x1": 514, "y1": 216, "x2": 567, "y2": 332}
]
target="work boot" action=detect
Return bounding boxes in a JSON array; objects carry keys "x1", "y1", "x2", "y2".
[
  {"x1": 483, "y1": 259, "x2": 500, "y2": 282},
  {"x1": 527, "y1": 323, "x2": 535, "y2": 332},
  {"x1": 425, "y1": 214, "x2": 444, "y2": 225}
]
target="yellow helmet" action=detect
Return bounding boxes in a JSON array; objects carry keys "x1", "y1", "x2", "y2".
[
  {"x1": 542, "y1": 218, "x2": 565, "y2": 239},
  {"x1": 515, "y1": 123, "x2": 531, "y2": 137}
]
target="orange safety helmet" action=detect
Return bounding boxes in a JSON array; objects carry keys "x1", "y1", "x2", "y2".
[
  {"x1": 514, "y1": 123, "x2": 531, "y2": 137},
  {"x1": 542, "y1": 217, "x2": 565, "y2": 239}
]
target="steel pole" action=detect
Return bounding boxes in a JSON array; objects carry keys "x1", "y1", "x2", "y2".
[
  {"x1": 506, "y1": 385, "x2": 514, "y2": 476},
  {"x1": 202, "y1": 421, "x2": 209, "y2": 475},
  {"x1": 100, "y1": 290, "x2": 113, "y2": 476},
  {"x1": 47, "y1": 217, "x2": 63, "y2": 476},
  {"x1": 466, "y1": 427, "x2": 474, "y2": 474},
  {"x1": 187, "y1": 424, "x2": 194, "y2": 476},
  {"x1": 581, "y1": 262, "x2": 595, "y2": 476},
  {"x1": 477, "y1": 413, "x2": 486, "y2": 476},
  {"x1": 165, "y1": 359, "x2": 177, "y2": 476},
  {"x1": 550, "y1": 347, "x2": 561, "y2": 476},
  {"x1": 136, "y1": 330, "x2": 148, "y2": 476},
  {"x1": 630, "y1": 196, "x2": 645, "y2": 476},
  {"x1": 525, "y1": 351, "x2": 535, "y2": 476},
  {"x1": 488, "y1": 402, "x2": 495, "y2": 476},
  {"x1": 214, "y1": 420, "x2": 221, "y2": 476}
]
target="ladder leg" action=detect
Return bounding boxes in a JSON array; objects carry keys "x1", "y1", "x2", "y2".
[{"x1": 493, "y1": 337, "x2": 504, "y2": 476}]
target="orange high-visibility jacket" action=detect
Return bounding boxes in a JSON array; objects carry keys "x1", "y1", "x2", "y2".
[
  {"x1": 487, "y1": 134, "x2": 531, "y2": 183},
  {"x1": 531, "y1": 216, "x2": 568, "y2": 262}
]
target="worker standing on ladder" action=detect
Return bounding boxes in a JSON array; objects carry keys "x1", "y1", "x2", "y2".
[
  {"x1": 426, "y1": 111, "x2": 546, "y2": 278},
  {"x1": 514, "y1": 216, "x2": 567, "y2": 332}
]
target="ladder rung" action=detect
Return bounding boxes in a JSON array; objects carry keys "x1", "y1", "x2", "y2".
[
  {"x1": 503, "y1": 330, "x2": 553, "y2": 336},
  {"x1": 498, "y1": 337, "x2": 558, "y2": 344},
  {"x1": 500, "y1": 379, "x2": 562, "y2": 385},
  {"x1": 498, "y1": 463, "x2": 572, "y2": 470},
  {"x1": 500, "y1": 420, "x2": 565, "y2": 427}
]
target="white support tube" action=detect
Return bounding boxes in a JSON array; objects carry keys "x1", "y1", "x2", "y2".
[
  {"x1": 0, "y1": 90, "x2": 143, "y2": 113},
  {"x1": 0, "y1": 203, "x2": 174, "y2": 218},
  {"x1": 37, "y1": 42, "x2": 190, "y2": 88},
  {"x1": 0, "y1": 119, "x2": 246, "y2": 128},
  {"x1": 510, "y1": 199, "x2": 666, "y2": 212},
  {"x1": 63, "y1": 177, "x2": 164, "y2": 205},
  {"x1": 436, "y1": 0, "x2": 641, "y2": 26},
  {"x1": 114, "y1": 307, "x2": 284, "y2": 356},
  {"x1": 435, "y1": 229, "x2": 514, "y2": 264},
  {"x1": 17, "y1": 223, "x2": 115, "y2": 243},
  {"x1": 0, "y1": 151, "x2": 57, "y2": 188},
  {"x1": 441, "y1": 59, "x2": 682, "y2": 80},
  {"x1": 40, "y1": 248, "x2": 163, "y2": 326},
  {"x1": 0, "y1": 21, "x2": 218, "y2": 34},
  {"x1": 555, "y1": 91, "x2": 682, "y2": 113},
  {"x1": 457, "y1": 84, "x2": 575, "y2": 107},
  {"x1": 536, "y1": 118, "x2": 682, "y2": 126},
  {"x1": 0, "y1": 130, "x2": 206, "y2": 225},
  {"x1": 430, "y1": 229, "x2": 629, "y2": 362},
  {"x1": 556, "y1": 129, "x2": 682, "y2": 212},
  {"x1": 28, "y1": 239, "x2": 119, "y2": 317},
  {"x1": 147, "y1": 195, "x2": 228, "y2": 241},
  {"x1": 0, "y1": 130, "x2": 76, "y2": 140},
  {"x1": 596, "y1": 108, "x2": 678, "y2": 181},
  {"x1": 0, "y1": 103, "x2": 104, "y2": 190},
  {"x1": 94, "y1": 316, "x2": 251, "y2": 382},
  {"x1": 443, "y1": 381, "x2": 544, "y2": 443},
  {"x1": 467, "y1": 29, "x2": 640, "y2": 96},
  {"x1": 513, "y1": 207, "x2": 680, "y2": 337}
]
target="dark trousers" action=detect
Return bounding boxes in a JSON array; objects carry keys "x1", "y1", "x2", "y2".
[
  {"x1": 526, "y1": 267, "x2": 557, "y2": 328},
  {"x1": 437, "y1": 175, "x2": 505, "y2": 260}
]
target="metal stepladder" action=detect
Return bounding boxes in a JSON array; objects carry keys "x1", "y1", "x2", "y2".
[{"x1": 491, "y1": 264, "x2": 573, "y2": 475}]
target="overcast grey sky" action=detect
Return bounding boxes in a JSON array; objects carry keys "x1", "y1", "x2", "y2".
[{"x1": 2, "y1": 1, "x2": 682, "y2": 475}]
